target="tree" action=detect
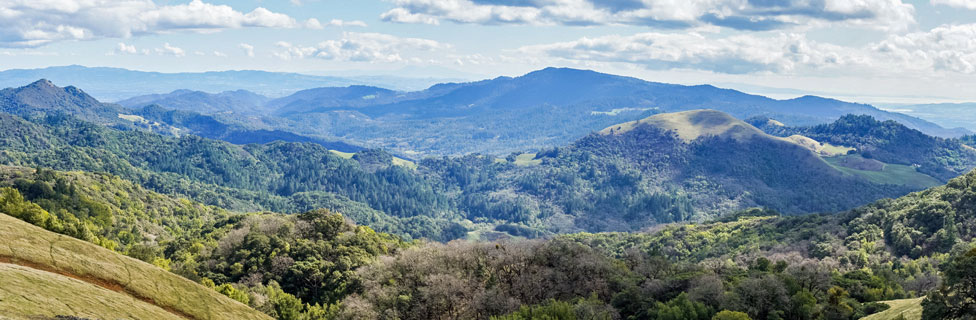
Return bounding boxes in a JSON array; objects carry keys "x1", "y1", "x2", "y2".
[{"x1": 922, "y1": 247, "x2": 976, "y2": 319}]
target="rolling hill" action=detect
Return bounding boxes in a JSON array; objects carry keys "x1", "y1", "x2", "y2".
[
  {"x1": 0, "y1": 103, "x2": 952, "y2": 238},
  {"x1": 0, "y1": 75, "x2": 969, "y2": 239},
  {"x1": 0, "y1": 212, "x2": 271, "y2": 320},
  {"x1": 599, "y1": 109, "x2": 773, "y2": 142}
]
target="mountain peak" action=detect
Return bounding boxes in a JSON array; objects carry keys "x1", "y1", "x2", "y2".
[
  {"x1": 27, "y1": 78, "x2": 57, "y2": 89},
  {"x1": 4, "y1": 79, "x2": 104, "y2": 114},
  {"x1": 600, "y1": 109, "x2": 770, "y2": 142}
]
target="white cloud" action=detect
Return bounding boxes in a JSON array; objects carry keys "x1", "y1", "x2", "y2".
[
  {"x1": 873, "y1": 23, "x2": 976, "y2": 74},
  {"x1": 213, "y1": 50, "x2": 227, "y2": 57},
  {"x1": 518, "y1": 32, "x2": 860, "y2": 74},
  {"x1": 327, "y1": 19, "x2": 369, "y2": 27},
  {"x1": 517, "y1": 23, "x2": 976, "y2": 77},
  {"x1": 0, "y1": 0, "x2": 318, "y2": 47},
  {"x1": 931, "y1": 0, "x2": 976, "y2": 9},
  {"x1": 116, "y1": 42, "x2": 137, "y2": 54},
  {"x1": 272, "y1": 32, "x2": 449, "y2": 63},
  {"x1": 381, "y1": 0, "x2": 916, "y2": 32},
  {"x1": 305, "y1": 18, "x2": 324, "y2": 29},
  {"x1": 239, "y1": 43, "x2": 255, "y2": 57},
  {"x1": 155, "y1": 42, "x2": 185, "y2": 57}
]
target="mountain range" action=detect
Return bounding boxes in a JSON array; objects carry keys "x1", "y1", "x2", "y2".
[
  {"x1": 115, "y1": 67, "x2": 971, "y2": 157},
  {"x1": 3, "y1": 68, "x2": 976, "y2": 319},
  {"x1": 0, "y1": 65, "x2": 463, "y2": 101},
  {"x1": 4, "y1": 78, "x2": 972, "y2": 237}
]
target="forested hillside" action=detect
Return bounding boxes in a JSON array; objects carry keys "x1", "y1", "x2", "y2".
[
  {"x1": 0, "y1": 165, "x2": 412, "y2": 319},
  {"x1": 336, "y1": 170, "x2": 976, "y2": 319},
  {"x1": 750, "y1": 114, "x2": 976, "y2": 182},
  {"x1": 0, "y1": 108, "x2": 952, "y2": 240},
  {"x1": 4, "y1": 164, "x2": 974, "y2": 319},
  {"x1": 1, "y1": 91, "x2": 974, "y2": 319}
]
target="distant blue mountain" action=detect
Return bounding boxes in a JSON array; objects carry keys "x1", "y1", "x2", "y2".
[
  {"x1": 0, "y1": 79, "x2": 361, "y2": 153},
  {"x1": 118, "y1": 89, "x2": 272, "y2": 115},
  {"x1": 260, "y1": 67, "x2": 968, "y2": 156},
  {"x1": 266, "y1": 86, "x2": 400, "y2": 116},
  {"x1": 3, "y1": 67, "x2": 967, "y2": 157},
  {"x1": 0, "y1": 65, "x2": 459, "y2": 101}
]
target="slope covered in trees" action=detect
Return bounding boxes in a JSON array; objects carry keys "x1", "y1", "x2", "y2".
[
  {"x1": 0, "y1": 165, "x2": 413, "y2": 319},
  {"x1": 0, "y1": 108, "x2": 952, "y2": 239},
  {"x1": 338, "y1": 169, "x2": 976, "y2": 319},
  {"x1": 0, "y1": 114, "x2": 463, "y2": 241},
  {"x1": 1, "y1": 109, "x2": 974, "y2": 319},
  {"x1": 750, "y1": 114, "x2": 976, "y2": 182}
]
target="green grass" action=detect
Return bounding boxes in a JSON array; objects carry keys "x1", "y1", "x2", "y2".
[
  {"x1": 599, "y1": 109, "x2": 766, "y2": 142},
  {"x1": 820, "y1": 142, "x2": 856, "y2": 156},
  {"x1": 513, "y1": 153, "x2": 541, "y2": 166},
  {"x1": 0, "y1": 213, "x2": 271, "y2": 320},
  {"x1": 862, "y1": 297, "x2": 923, "y2": 320},
  {"x1": 331, "y1": 150, "x2": 417, "y2": 169},
  {"x1": 825, "y1": 155, "x2": 942, "y2": 189},
  {"x1": 330, "y1": 149, "x2": 355, "y2": 159}
]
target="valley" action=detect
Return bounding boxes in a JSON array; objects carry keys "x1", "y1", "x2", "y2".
[
  {"x1": 5, "y1": 1, "x2": 976, "y2": 319},
  {"x1": 0, "y1": 72, "x2": 974, "y2": 320}
]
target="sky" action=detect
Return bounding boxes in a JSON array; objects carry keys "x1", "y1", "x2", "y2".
[{"x1": 1, "y1": 0, "x2": 976, "y2": 103}]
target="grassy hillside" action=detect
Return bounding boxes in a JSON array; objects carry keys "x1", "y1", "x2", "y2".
[
  {"x1": 862, "y1": 298, "x2": 923, "y2": 320},
  {"x1": 0, "y1": 212, "x2": 271, "y2": 320},
  {"x1": 825, "y1": 155, "x2": 943, "y2": 189},
  {"x1": 752, "y1": 114, "x2": 976, "y2": 182},
  {"x1": 0, "y1": 263, "x2": 184, "y2": 320},
  {"x1": 600, "y1": 109, "x2": 771, "y2": 142}
]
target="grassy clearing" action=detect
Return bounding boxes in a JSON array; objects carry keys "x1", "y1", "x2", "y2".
[
  {"x1": 0, "y1": 213, "x2": 271, "y2": 320},
  {"x1": 330, "y1": 150, "x2": 417, "y2": 169},
  {"x1": 862, "y1": 297, "x2": 923, "y2": 320},
  {"x1": 820, "y1": 142, "x2": 856, "y2": 156},
  {"x1": 494, "y1": 153, "x2": 542, "y2": 166},
  {"x1": 513, "y1": 153, "x2": 542, "y2": 166},
  {"x1": 825, "y1": 155, "x2": 942, "y2": 189},
  {"x1": 330, "y1": 149, "x2": 355, "y2": 159}
]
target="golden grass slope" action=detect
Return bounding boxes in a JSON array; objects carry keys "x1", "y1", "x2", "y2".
[
  {"x1": 861, "y1": 297, "x2": 923, "y2": 320},
  {"x1": 0, "y1": 213, "x2": 271, "y2": 320},
  {"x1": 599, "y1": 109, "x2": 774, "y2": 142},
  {"x1": 0, "y1": 263, "x2": 183, "y2": 319}
]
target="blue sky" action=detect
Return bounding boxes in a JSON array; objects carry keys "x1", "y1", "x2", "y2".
[{"x1": 2, "y1": 0, "x2": 976, "y2": 103}]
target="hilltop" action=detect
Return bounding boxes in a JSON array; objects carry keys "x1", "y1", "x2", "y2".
[{"x1": 599, "y1": 109, "x2": 772, "y2": 142}]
